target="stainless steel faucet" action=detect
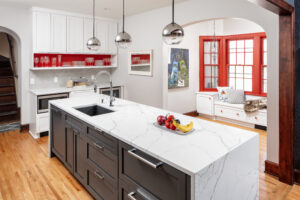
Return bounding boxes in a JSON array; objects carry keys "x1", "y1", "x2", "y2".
[{"x1": 94, "y1": 70, "x2": 115, "y2": 107}]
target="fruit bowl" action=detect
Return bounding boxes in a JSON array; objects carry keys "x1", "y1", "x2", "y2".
[{"x1": 153, "y1": 122, "x2": 195, "y2": 135}]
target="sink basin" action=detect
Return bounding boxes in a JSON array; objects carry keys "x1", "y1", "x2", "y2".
[{"x1": 75, "y1": 105, "x2": 114, "y2": 116}]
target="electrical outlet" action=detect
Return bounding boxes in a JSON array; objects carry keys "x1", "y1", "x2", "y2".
[
  {"x1": 30, "y1": 78, "x2": 35, "y2": 85},
  {"x1": 54, "y1": 76, "x2": 58, "y2": 83}
]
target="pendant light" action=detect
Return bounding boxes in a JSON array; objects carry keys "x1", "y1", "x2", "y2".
[
  {"x1": 87, "y1": 0, "x2": 101, "y2": 51},
  {"x1": 115, "y1": 0, "x2": 132, "y2": 48},
  {"x1": 162, "y1": 0, "x2": 184, "y2": 45}
]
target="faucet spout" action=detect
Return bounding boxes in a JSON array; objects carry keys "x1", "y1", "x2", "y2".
[{"x1": 94, "y1": 70, "x2": 114, "y2": 107}]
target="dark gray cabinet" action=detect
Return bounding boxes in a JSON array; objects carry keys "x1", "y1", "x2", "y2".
[
  {"x1": 50, "y1": 106, "x2": 190, "y2": 200},
  {"x1": 119, "y1": 141, "x2": 190, "y2": 200},
  {"x1": 50, "y1": 106, "x2": 65, "y2": 161}
]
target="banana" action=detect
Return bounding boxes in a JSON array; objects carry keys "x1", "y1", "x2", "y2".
[{"x1": 173, "y1": 121, "x2": 194, "y2": 133}]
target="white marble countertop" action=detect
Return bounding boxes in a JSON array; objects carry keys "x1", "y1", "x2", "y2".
[
  {"x1": 30, "y1": 84, "x2": 121, "y2": 96},
  {"x1": 50, "y1": 93, "x2": 258, "y2": 176}
]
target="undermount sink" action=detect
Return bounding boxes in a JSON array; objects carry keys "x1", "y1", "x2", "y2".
[{"x1": 75, "y1": 105, "x2": 114, "y2": 116}]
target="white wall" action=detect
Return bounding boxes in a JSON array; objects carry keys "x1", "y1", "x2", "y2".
[
  {"x1": 0, "y1": 6, "x2": 32, "y2": 125},
  {"x1": 113, "y1": 0, "x2": 279, "y2": 164}
]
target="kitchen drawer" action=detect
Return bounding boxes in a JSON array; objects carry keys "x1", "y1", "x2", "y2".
[
  {"x1": 86, "y1": 136, "x2": 118, "y2": 180},
  {"x1": 87, "y1": 126, "x2": 118, "y2": 154},
  {"x1": 119, "y1": 177, "x2": 159, "y2": 200},
  {"x1": 119, "y1": 141, "x2": 189, "y2": 200},
  {"x1": 246, "y1": 112, "x2": 267, "y2": 126},
  {"x1": 37, "y1": 113, "x2": 49, "y2": 133},
  {"x1": 215, "y1": 105, "x2": 246, "y2": 121},
  {"x1": 65, "y1": 115, "x2": 84, "y2": 133},
  {"x1": 196, "y1": 95, "x2": 214, "y2": 116},
  {"x1": 86, "y1": 162, "x2": 118, "y2": 200}
]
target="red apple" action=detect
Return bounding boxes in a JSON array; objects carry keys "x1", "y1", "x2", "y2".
[{"x1": 157, "y1": 115, "x2": 166, "y2": 125}]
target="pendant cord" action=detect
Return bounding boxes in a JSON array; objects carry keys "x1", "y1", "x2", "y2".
[
  {"x1": 123, "y1": 0, "x2": 125, "y2": 33},
  {"x1": 172, "y1": 0, "x2": 175, "y2": 24},
  {"x1": 93, "y1": 0, "x2": 95, "y2": 37}
]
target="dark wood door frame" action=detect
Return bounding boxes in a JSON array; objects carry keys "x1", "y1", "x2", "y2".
[{"x1": 248, "y1": 0, "x2": 295, "y2": 185}]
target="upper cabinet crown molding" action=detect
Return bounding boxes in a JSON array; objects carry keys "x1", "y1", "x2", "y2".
[{"x1": 32, "y1": 8, "x2": 118, "y2": 55}]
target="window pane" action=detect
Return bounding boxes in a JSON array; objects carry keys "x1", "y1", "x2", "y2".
[
  {"x1": 263, "y1": 67, "x2": 267, "y2": 79},
  {"x1": 244, "y1": 66, "x2": 252, "y2": 74},
  {"x1": 264, "y1": 53, "x2": 267, "y2": 65},
  {"x1": 205, "y1": 78, "x2": 212, "y2": 88},
  {"x1": 229, "y1": 41, "x2": 236, "y2": 49},
  {"x1": 204, "y1": 42, "x2": 211, "y2": 53},
  {"x1": 237, "y1": 40, "x2": 244, "y2": 49},
  {"x1": 212, "y1": 66, "x2": 218, "y2": 76},
  {"x1": 237, "y1": 53, "x2": 245, "y2": 65},
  {"x1": 236, "y1": 78, "x2": 243, "y2": 90},
  {"x1": 245, "y1": 40, "x2": 253, "y2": 48},
  {"x1": 263, "y1": 80, "x2": 267, "y2": 93},
  {"x1": 236, "y1": 66, "x2": 243, "y2": 74},
  {"x1": 229, "y1": 78, "x2": 235, "y2": 88},
  {"x1": 204, "y1": 54, "x2": 211, "y2": 64},
  {"x1": 211, "y1": 54, "x2": 218, "y2": 64},
  {"x1": 212, "y1": 78, "x2": 219, "y2": 88},
  {"x1": 244, "y1": 79, "x2": 252, "y2": 92},
  {"x1": 245, "y1": 53, "x2": 253, "y2": 65},
  {"x1": 211, "y1": 42, "x2": 218, "y2": 53},
  {"x1": 230, "y1": 53, "x2": 236, "y2": 64},
  {"x1": 264, "y1": 39, "x2": 267, "y2": 51},
  {"x1": 205, "y1": 66, "x2": 211, "y2": 76}
]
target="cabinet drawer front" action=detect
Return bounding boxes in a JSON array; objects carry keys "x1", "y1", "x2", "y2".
[
  {"x1": 87, "y1": 126, "x2": 118, "y2": 154},
  {"x1": 86, "y1": 164, "x2": 118, "y2": 200},
  {"x1": 196, "y1": 95, "x2": 214, "y2": 115},
  {"x1": 215, "y1": 106, "x2": 246, "y2": 121},
  {"x1": 38, "y1": 115, "x2": 50, "y2": 132},
  {"x1": 246, "y1": 112, "x2": 267, "y2": 126},
  {"x1": 65, "y1": 115, "x2": 84, "y2": 133},
  {"x1": 87, "y1": 137, "x2": 118, "y2": 180},
  {"x1": 119, "y1": 142, "x2": 188, "y2": 200},
  {"x1": 119, "y1": 178, "x2": 159, "y2": 200}
]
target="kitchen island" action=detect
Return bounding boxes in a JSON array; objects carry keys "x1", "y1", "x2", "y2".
[{"x1": 49, "y1": 93, "x2": 259, "y2": 200}]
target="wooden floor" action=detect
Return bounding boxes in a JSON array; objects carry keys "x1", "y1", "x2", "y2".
[{"x1": 0, "y1": 122, "x2": 300, "y2": 199}]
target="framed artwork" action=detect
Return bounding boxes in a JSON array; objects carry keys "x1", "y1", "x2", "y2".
[
  {"x1": 168, "y1": 48, "x2": 189, "y2": 89},
  {"x1": 128, "y1": 50, "x2": 153, "y2": 76}
]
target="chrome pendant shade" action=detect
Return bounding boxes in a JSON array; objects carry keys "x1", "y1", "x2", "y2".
[
  {"x1": 87, "y1": 0, "x2": 101, "y2": 51},
  {"x1": 162, "y1": 0, "x2": 184, "y2": 45},
  {"x1": 115, "y1": 0, "x2": 132, "y2": 48}
]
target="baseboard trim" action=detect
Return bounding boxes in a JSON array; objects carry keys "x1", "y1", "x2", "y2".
[
  {"x1": 20, "y1": 124, "x2": 29, "y2": 133},
  {"x1": 265, "y1": 160, "x2": 279, "y2": 177},
  {"x1": 184, "y1": 111, "x2": 198, "y2": 117}
]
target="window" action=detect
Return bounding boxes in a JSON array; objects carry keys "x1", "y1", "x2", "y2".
[
  {"x1": 228, "y1": 39, "x2": 254, "y2": 92},
  {"x1": 204, "y1": 41, "x2": 219, "y2": 89},
  {"x1": 262, "y1": 38, "x2": 267, "y2": 94},
  {"x1": 199, "y1": 33, "x2": 267, "y2": 96}
]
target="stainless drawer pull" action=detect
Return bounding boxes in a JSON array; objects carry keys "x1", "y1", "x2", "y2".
[
  {"x1": 94, "y1": 171, "x2": 104, "y2": 180},
  {"x1": 93, "y1": 142, "x2": 104, "y2": 150},
  {"x1": 128, "y1": 192, "x2": 137, "y2": 200},
  {"x1": 128, "y1": 148, "x2": 163, "y2": 169}
]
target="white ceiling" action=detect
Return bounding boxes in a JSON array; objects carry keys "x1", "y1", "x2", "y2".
[{"x1": 0, "y1": 0, "x2": 187, "y2": 19}]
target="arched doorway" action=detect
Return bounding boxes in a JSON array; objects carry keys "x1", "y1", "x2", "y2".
[{"x1": 0, "y1": 27, "x2": 21, "y2": 127}]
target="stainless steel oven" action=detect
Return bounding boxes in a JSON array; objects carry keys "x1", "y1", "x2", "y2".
[{"x1": 37, "y1": 93, "x2": 69, "y2": 114}]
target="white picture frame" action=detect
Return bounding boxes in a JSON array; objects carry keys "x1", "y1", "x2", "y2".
[{"x1": 128, "y1": 50, "x2": 153, "y2": 76}]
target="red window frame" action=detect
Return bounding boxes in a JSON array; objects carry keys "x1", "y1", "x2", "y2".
[
  {"x1": 261, "y1": 37, "x2": 267, "y2": 96},
  {"x1": 199, "y1": 32, "x2": 267, "y2": 96}
]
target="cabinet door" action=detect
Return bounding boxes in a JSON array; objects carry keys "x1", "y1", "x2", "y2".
[
  {"x1": 33, "y1": 11, "x2": 51, "y2": 52},
  {"x1": 108, "y1": 22, "x2": 118, "y2": 54},
  {"x1": 74, "y1": 130, "x2": 86, "y2": 185},
  {"x1": 51, "y1": 14, "x2": 67, "y2": 52},
  {"x1": 95, "y1": 20, "x2": 108, "y2": 53},
  {"x1": 65, "y1": 126, "x2": 74, "y2": 172},
  {"x1": 196, "y1": 95, "x2": 214, "y2": 115},
  {"x1": 51, "y1": 107, "x2": 65, "y2": 161},
  {"x1": 67, "y1": 16, "x2": 84, "y2": 53},
  {"x1": 83, "y1": 18, "x2": 94, "y2": 53}
]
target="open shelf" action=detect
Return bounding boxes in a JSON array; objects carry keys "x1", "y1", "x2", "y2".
[
  {"x1": 30, "y1": 65, "x2": 117, "y2": 71},
  {"x1": 130, "y1": 63, "x2": 151, "y2": 67}
]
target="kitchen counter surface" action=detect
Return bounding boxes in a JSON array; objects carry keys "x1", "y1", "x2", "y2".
[
  {"x1": 50, "y1": 93, "x2": 257, "y2": 176},
  {"x1": 30, "y1": 84, "x2": 119, "y2": 96}
]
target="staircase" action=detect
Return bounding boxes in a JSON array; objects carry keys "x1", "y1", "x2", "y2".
[{"x1": 0, "y1": 56, "x2": 19, "y2": 123}]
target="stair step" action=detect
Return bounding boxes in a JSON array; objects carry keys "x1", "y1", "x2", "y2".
[
  {"x1": 0, "y1": 87, "x2": 14, "y2": 94},
  {"x1": 0, "y1": 111, "x2": 17, "y2": 117},
  {"x1": 0, "y1": 101, "x2": 17, "y2": 106},
  {"x1": 0, "y1": 95, "x2": 16, "y2": 104},
  {"x1": 0, "y1": 104, "x2": 17, "y2": 113},
  {"x1": 0, "y1": 93, "x2": 15, "y2": 97},
  {"x1": 0, "y1": 84, "x2": 14, "y2": 88}
]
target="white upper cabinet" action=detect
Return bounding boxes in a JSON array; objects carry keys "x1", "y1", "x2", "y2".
[
  {"x1": 33, "y1": 11, "x2": 51, "y2": 52},
  {"x1": 51, "y1": 14, "x2": 67, "y2": 52},
  {"x1": 32, "y1": 8, "x2": 118, "y2": 55},
  {"x1": 108, "y1": 22, "x2": 118, "y2": 55},
  {"x1": 67, "y1": 16, "x2": 84, "y2": 53},
  {"x1": 95, "y1": 20, "x2": 108, "y2": 54}
]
